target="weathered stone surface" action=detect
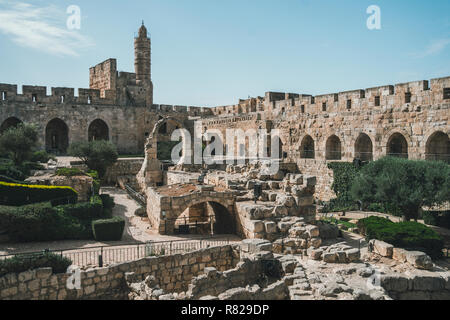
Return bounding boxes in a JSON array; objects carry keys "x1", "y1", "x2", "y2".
[
  {"x1": 370, "y1": 240, "x2": 394, "y2": 258},
  {"x1": 405, "y1": 251, "x2": 433, "y2": 270}
]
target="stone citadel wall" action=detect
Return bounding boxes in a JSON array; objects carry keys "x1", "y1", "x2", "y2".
[
  {"x1": 0, "y1": 83, "x2": 211, "y2": 154},
  {"x1": 202, "y1": 76, "x2": 450, "y2": 200}
]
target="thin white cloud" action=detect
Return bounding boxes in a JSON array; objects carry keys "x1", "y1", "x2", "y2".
[
  {"x1": 413, "y1": 38, "x2": 450, "y2": 58},
  {"x1": 0, "y1": 1, "x2": 94, "y2": 57}
]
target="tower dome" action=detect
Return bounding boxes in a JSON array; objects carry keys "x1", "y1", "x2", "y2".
[{"x1": 138, "y1": 22, "x2": 147, "y2": 38}]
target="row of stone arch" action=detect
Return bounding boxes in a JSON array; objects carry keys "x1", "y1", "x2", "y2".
[
  {"x1": 299, "y1": 131, "x2": 450, "y2": 162},
  {"x1": 0, "y1": 117, "x2": 110, "y2": 154}
]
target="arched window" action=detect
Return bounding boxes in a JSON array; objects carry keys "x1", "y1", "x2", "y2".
[
  {"x1": 88, "y1": 119, "x2": 109, "y2": 141},
  {"x1": 387, "y1": 133, "x2": 408, "y2": 158},
  {"x1": 300, "y1": 135, "x2": 315, "y2": 159},
  {"x1": 426, "y1": 131, "x2": 449, "y2": 163},
  {"x1": 326, "y1": 135, "x2": 342, "y2": 160},
  {"x1": 355, "y1": 133, "x2": 373, "y2": 161},
  {"x1": 45, "y1": 118, "x2": 69, "y2": 154}
]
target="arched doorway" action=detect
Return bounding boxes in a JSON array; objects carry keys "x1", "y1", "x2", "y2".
[
  {"x1": 175, "y1": 201, "x2": 235, "y2": 235},
  {"x1": 88, "y1": 119, "x2": 109, "y2": 141},
  {"x1": 426, "y1": 131, "x2": 449, "y2": 162},
  {"x1": 0, "y1": 117, "x2": 22, "y2": 133},
  {"x1": 326, "y1": 135, "x2": 342, "y2": 160},
  {"x1": 387, "y1": 133, "x2": 408, "y2": 158},
  {"x1": 355, "y1": 133, "x2": 373, "y2": 161},
  {"x1": 45, "y1": 118, "x2": 69, "y2": 154},
  {"x1": 300, "y1": 135, "x2": 315, "y2": 159}
]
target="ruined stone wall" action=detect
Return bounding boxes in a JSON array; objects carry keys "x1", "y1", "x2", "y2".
[
  {"x1": 0, "y1": 245, "x2": 238, "y2": 300},
  {"x1": 104, "y1": 158, "x2": 144, "y2": 186}
]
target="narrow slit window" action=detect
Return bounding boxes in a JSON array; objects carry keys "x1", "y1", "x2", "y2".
[
  {"x1": 32, "y1": 94, "x2": 37, "y2": 102},
  {"x1": 1, "y1": 92, "x2": 6, "y2": 101},
  {"x1": 443, "y1": 88, "x2": 450, "y2": 100},
  {"x1": 61, "y1": 95, "x2": 65, "y2": 103},
  {"x1": 375, "y1": 96, "x2": 380, "y2": 106},
  {"x1": 301, "y1": 105, "x2": 305, "y2": 113},
  {"x1": 405, "y1": 92, "x2": 411, "y2": 103},
  {"x1": 87, "y1": 96, "x2": 92, "y2": 104},
  {"x1": 322, "y1": 102, "x2": 327, "y2": 112},
  {"x1": 347, "y1": 99, "x2": 352, "y2": 109}
]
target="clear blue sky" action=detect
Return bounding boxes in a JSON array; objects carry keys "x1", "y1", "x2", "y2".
[{"x1": 0, "y1": 0, "x2": 449, "y2": 106}]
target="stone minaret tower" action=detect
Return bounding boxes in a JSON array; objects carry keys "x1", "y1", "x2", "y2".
[{"x1": 134, "y1": 22, "x2": 153, "y2": 105}]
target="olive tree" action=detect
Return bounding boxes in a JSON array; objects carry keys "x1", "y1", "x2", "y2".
[
  {"x1": 351, "y1": 157, "x2": 450, "y2": 221},
  {"x1": 0, "y1": 124, "x2": 38, "y2": 165},
  {"x1": 68, "y1": 140, "x2": 118, "y2": 178}
]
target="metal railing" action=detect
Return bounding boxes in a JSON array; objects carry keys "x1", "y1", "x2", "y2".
[
  {"x1": 125, "y1": 184, "x2": 146, "y2": 206},
  {"x1": 0, "y1": 237, "x2": 233, "y2": 268}
]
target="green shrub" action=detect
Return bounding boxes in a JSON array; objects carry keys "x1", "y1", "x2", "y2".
[
  {"x1": 56, "y1": 168, "x2": 86, "y2": 177},
  {"x1": 58, "y1": 196, "x2": 105, "y2": 220},
  {"x1": 92, "y1": 217, "x2": 125, "y2": 241},
  {"x1": 0, "y1": 181, "x2": 78, "y2": 206},
  {"x1": 0, "y1": 202, "x2": 85, "y2": 242},
  {"x1": 31, "y1": 151, "x2": 55, "y2": 163},
  {"x1": 0, "y1": 163, "x2": 25, "y2": 181},
  {"x1": 0, "y1": 252, "x2": 72, "y2": 277},
  {"x1": 358, "y1": 216, "x2": 444, "y2": 259}
]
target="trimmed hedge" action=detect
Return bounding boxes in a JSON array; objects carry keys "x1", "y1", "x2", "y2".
[
  {"x1": 0, "y1": 202, "x2": 90, "y2": 242},
  {"x1": 58, "y1": 196, "x2": 104, "y2": 220},
  {"x1": 0, "y1": 252, "x2": 72, "y2": 277},
  {"x1": 0, "y1": 181, "x2": 78, "y2": 206},
  {"x1": 0, "y1": 196, "x2": 113, "y2": 242},
  {"x1": 92, "y1": 217, "x2": 125, "y2": 241},
  {"x1": 0, "y1": 175, "x2": 28, "y2": 184},
  {"x1": 358, "y1": 216, "x2": 444, "y2": 259}
]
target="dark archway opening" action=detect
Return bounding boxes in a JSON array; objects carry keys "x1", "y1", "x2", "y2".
[
  {"x1": 0, "y1": 117, "x2": 22, "y2": 134},
  {"x1": 300, "y1": 135, "x2": 315, "y2": 159},
  {"x1": 426, "y1": 131, "x2": 449, "y2": 163},
  {"x1": 88, "y1": 119, "x2": 109, "y2": 141},
  {"x1": 387, "y1": 133, "x2": 408, "y2": 159},
  {"x1": 45, "y1": 118, "x2": 69, "y2": 155},
  {"x1": 175, "y1": 201, "x2": 235, "y2": 235},
  {"x1": 355, "y1": 133, "x2": 373, "y2": 161},
  {"x1": 326, "y1": 135, "x2": 342, "y2": 160}
]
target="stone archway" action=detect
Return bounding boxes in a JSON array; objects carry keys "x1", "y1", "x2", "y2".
[
  {"x1": 45, "y1": 118, "x2": 69, "y2": 154},
  {"x1": 176, "y1": 201, "x2": 236, "y2": 235},
  {"x1": 0, "y1": 117, "x2": 22, "y2": 133},
  {"x1": 300, "y1": 135, "x2": 315, "y2": 159},
  {"x1": 387, "y1": 132, "x2": 408, "y2": 158},
  {"x1": 325, "y1": 135, "x2": 342, "y2": 160},
  {"x1": 425, "y1": 131, "x2": 449, "y2": 162},
  {"x1": 355, "y1": 133, "x2": 373, "y2": 161},
  {"x1": 88, "y1": 119, "x2": 109, "y2": 141}
]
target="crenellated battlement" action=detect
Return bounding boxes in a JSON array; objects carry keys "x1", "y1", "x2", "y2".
[
  {"x1": 0, "y1": 83, "x2": 115, "y2": 105},
  {"x1": 208, "y1": 76, "x2": 450, "y2": 117},
  {"x1": 0, "y1": 82, "x2": 210, "y2": 118}
]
